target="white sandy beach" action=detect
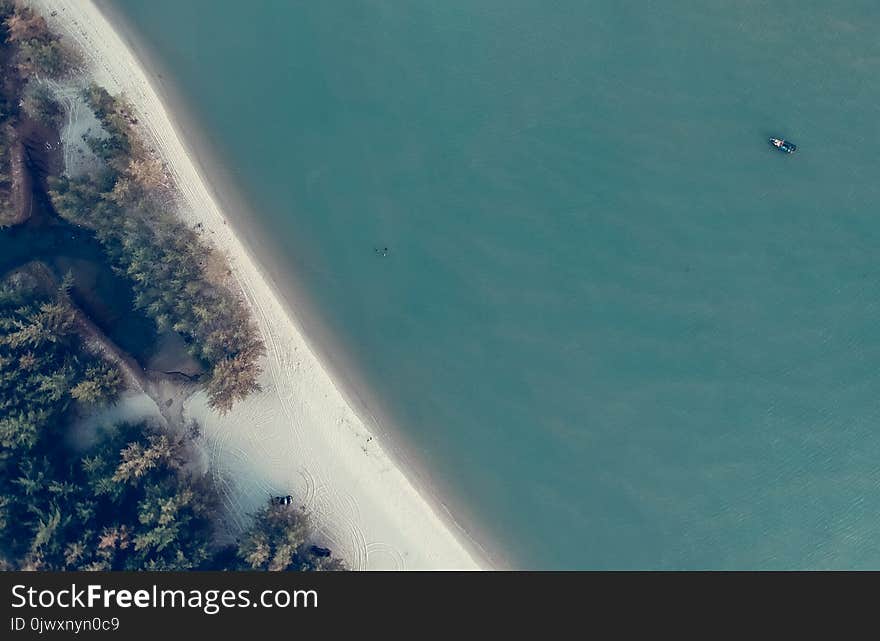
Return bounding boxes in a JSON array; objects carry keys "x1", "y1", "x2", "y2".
[{"x1": 30, "y1": 0, "x2": 482, "y2": 570}]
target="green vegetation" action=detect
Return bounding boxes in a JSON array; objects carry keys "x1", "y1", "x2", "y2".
[
  {"x1": 0, "y1": 2, "x2": 69, "y2": 227},
  {"x1": 2, "y1": 420, "x2": 217, "y2": 571},
  {"x1": 0, "y1": 271, "x2": 341, "y2": 571},
  {"x1": 0, "y1": 121, "x2": 11, "y2": 223},
  {"x1": 0, "y1": 267, "x2": 122, "y2": 452},
  {"x1": 235, "y1": 502, "x2": 345, "y2": 571},
  {"x1": 49, "y1": 85, "x2": 264, "y2": 413},
  {"x1": 0, "y1": 5, "x2": 341, "y2": 572},
  {"x1": 4, "y1": 3, "x2": 70, "y2": 78},
  {"x1": 20, "y1": 81, "x2": 62, "y2": 127},
  {"x1": 0, "y1": 2, "x2": 18, "y2": 223}
]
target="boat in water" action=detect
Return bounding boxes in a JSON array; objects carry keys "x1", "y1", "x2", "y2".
[{"x1": 769, "y1": 137, "x2": 797, "y2": 154}]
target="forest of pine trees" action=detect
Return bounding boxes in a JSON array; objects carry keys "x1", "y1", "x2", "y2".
[
  {"x1": 0, "y1": 272, "x2": 334, "y2": 569},
  {"x1": 0, "y1": 1, "x2": 72, "y2": 225},
  {"x1": 0, "y1": 269, "x2": 338, "y2": 569},
  {"x1": 3, "y1": 2, "x2": 69, "y2": 78},
  {"x1": 0, "y1": 2, "x2": 341, "y2": 571},
  {"x1": 49, "y1": 84, "x2": 264, "y2": 413},
  {"x1": 0, "y1": 267, "x2": 122, "y2": 454},
  {"x1": 0, "y1": 2, "x2": 18, "y2": 224}
]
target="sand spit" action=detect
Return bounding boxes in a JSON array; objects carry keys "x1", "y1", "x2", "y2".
[{"x1": 28, "y1": 0, "x2": 482, "y2": 570}]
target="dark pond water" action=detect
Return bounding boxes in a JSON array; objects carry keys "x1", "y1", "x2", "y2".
[{"x1": 0, "y1": 184, "x2": 160, "y2": 366}]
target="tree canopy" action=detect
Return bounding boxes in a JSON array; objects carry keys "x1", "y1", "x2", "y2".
[
  {"x1": 49, "y1": 85, "x2": 264, "y2": 413},
  {"x1": 0, "y1": 268, "x2": 121, "y2": 452},
  {"x1": 0, "y1": 4, "x2": 342, "y2": 573},
  {"x1": 4, "y1": 4, "x2": 71, "y2": 78},
  {"x1": 0, "y1": 271, "x2": 341, "y2": 571}
]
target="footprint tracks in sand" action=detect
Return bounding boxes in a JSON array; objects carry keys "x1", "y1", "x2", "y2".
[{"x1": 365, "y1": 542, "x2": 407, "y2": 571}]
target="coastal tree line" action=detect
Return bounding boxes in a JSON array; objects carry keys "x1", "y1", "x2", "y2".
[
  {"x1": 49, "y1": 84, "x2": 264, "y2": 413},
  {"x1": 0, "y1": 1, "x2": 71, "y2": 226},
  {"x1": 3, "y1": 2, "x2": 69, "y2": 78},
  {"x1": 0, "y1": 2, "x2": 342, "y2": 571},
  {"x1": 0, "y1": 268, "x2": 341, "y2": 571},
  {"x1": 0, "y1": 266, "x2": 122, "y2": 454}
]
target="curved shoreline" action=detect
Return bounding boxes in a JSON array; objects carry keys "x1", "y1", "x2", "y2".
[{"x1": 32, "y1": 0, "x2": 492, "y2": 570}]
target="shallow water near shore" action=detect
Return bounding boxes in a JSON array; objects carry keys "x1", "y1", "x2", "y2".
[{"x1": 105, "y1": 0, "x2": 880, "y2": 568}]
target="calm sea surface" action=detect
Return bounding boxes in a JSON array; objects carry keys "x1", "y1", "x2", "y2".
[{"x1": 107, "y1": 0, "x2": 880, "y2": 568}]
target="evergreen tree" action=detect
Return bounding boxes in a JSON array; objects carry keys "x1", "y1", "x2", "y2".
[{"x1": 236, "y1": 501, "x2": 345, "y2": 571}]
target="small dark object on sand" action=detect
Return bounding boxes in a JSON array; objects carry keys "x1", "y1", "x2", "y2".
[
  {"x1": 310, "y1": 546, "x2": 332, "y2": 558},
  {"x1": 272, "y1": 495, "x2": 293, "y2": 506}
]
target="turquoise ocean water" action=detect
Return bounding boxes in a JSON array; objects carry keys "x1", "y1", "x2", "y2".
[{"x1": 106, "y1": 0, "x2": 880, "y2": 568}]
